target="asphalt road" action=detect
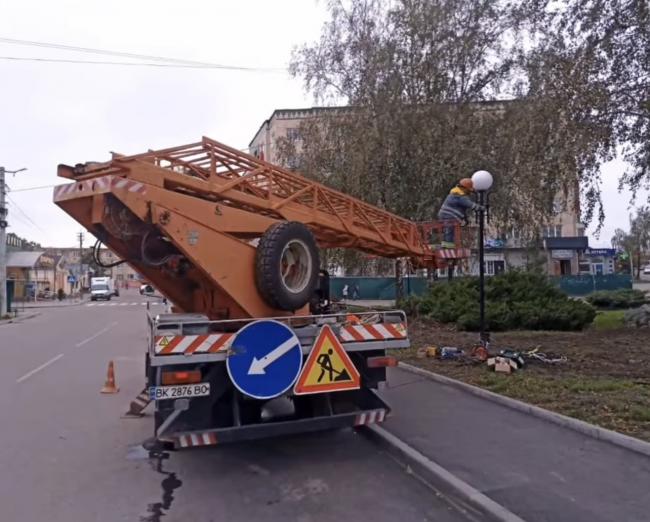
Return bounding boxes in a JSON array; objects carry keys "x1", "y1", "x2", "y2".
[{"x1": 0, "y1": 290, "x2": 478, "y2": 522}]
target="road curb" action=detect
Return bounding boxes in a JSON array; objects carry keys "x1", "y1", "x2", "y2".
[
  {"x1": 399, "y1": 361, "x2": 650, "y2": 459},
  {"x1": 20, "y1": 300, "x2": 88, "y2": 309},
  {"x1": 364, "y1": 424, "x2": 526, "y2": 522},
  {"x1": 0, "y1": 312, "x2": 40, "y2": 326}
]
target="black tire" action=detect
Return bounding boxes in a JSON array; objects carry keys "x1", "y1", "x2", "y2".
[{"x1": 255, "y1": 221, "x2": 320, "y2": 311}]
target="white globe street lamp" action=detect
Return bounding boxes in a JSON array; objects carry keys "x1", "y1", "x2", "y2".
[
  {"x1": 471, "y1": 170, "x2": 493, "y2": 345},
  {"x1": 471, "y1": 170, "x2": 493, "y2": 192}
]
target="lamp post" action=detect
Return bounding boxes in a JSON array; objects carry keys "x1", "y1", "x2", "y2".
[{"x1": 471, "y1": 170, "x2": 493, "y2": 345}]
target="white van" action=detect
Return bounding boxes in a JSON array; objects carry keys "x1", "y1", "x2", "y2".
[{"x1": 90, "y1": 277, "x2": 116, "y2": 301}]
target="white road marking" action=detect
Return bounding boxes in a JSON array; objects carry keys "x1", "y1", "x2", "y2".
[
  {"x1": 98, "y1": 303, "x2": 107, "y2": 307},
  {"x1": 109, "y1": 303, "x2": 118, "y2": 307},
  {"x1": 87, "y1": 303, "x2": 96, "y2": 307},
  {"x1": 248, "y1": 336, "x2": 299, "y2": 375},
  {"x1": 75, "y1": 322, "x2": 118, "y2": 348},
  {"x1": 16, "y1": 354, "x2": 65, "y2": 383},
  {"x1": 120, "y1": 303, "x2": 129, "y2": 306}
]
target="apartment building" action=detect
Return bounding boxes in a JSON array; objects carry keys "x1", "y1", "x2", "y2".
[{"x1": 249, "y1": 107, "x2": 588, "y2": 276}]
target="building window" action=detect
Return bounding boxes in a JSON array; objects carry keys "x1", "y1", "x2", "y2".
[
  {"x1": 542, "y1": 225, "x2": 563, "y2": 238},
  {"x1": 485, "y1": 260, "x2": 505, "y2": 276},
  {"x1": 286, "y1": 128, "x2": 301, "y2": 142},
  {"x1": 286, "y1": 156, "x2": 301, "y2": 170}
]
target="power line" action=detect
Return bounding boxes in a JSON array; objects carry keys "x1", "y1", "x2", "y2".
[
  {"x1": 0, "y1": 36, "x2": 285, "y2": 72},
  {"x1": 10, "y1": 184, "x2": 58, "y2": 192},
  {"x1": 8, "y1": 143, "x2": 253, "y2": 193},
  {"x1": 7, "y1": 195, "x2": 47, "y2": 234},
  {"x1": 0, "y1": 56, "x2": 285, "y2": 72}
]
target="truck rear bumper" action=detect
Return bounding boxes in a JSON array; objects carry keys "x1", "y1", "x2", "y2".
[{"x1": 162, "y1": 389, "x2": 390, "y2": 449}]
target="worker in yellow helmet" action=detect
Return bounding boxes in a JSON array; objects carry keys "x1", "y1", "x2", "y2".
[{"x1": 437, "y1": 178, "x2": 482, "y2": 248}]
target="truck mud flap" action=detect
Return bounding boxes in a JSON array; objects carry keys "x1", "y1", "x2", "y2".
[{"x1": 166, "y1": 390, "x2": 390, "y2": 449}]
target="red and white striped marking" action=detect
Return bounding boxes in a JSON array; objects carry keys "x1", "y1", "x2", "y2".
[
  {"x1": 437, "y1": 248, "x2": 471, "y2": 259},
  {"x1": 354, "y1": 409, "x2": 387, "y2": 426},
  {"x1": 153, "y1": 334, "x2": 233, "y2": 355},
  {"x1": 94, "y1": 176, "x2": 111, "y2": 190},
  {"x1": 112, "y1": 177, "x2": 146, "y2": 194},
  {"x1": 176, "y1": 432, "x2": 218, "y2": 448},
  {"x1": 53, "y1": 175, "x2": 116, "y2": 201},
  {"x1": 339, "y1": 323, "x2": 406, "y2": 343},
  {"x1": 53, "y1": 183, "x2": 77, "y2": 200}
]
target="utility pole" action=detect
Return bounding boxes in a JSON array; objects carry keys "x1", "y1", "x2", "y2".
[
  {"x1": 0, "y1": 167, "x2": 7, "y2": 317},
  {"x1": 77, "y1": 231, "x2": 85, "y2": 294},
  {"x1": 0, "y1": 166, "x2": 27, "y2": 317}
]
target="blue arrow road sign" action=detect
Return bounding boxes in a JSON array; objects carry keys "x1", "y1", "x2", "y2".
[{"x1": 226, "y1": 320, "x2": 303, "y2": 400}]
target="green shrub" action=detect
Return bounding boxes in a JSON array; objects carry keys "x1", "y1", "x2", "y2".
[
  {"x1": 408, "y1": 271, "x2": 596, "y2": 331},
  {"x1": 593, "y1": 310, "x2": 626, "y2": 330},
  {"x1": 586, "y1": 289, "x2": 647, "y2": 309},
  {"x1": 397, "y1": 295, "x2": 422, "y2": 316}
]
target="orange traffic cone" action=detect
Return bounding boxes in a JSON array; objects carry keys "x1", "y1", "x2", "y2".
[{"x1": 101, "y1": 360, "x2": 119, "y2": 394}]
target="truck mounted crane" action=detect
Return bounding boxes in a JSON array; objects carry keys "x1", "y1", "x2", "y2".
[{"x1": 54, "y1": 136, "x2": 470, "y2": 448}]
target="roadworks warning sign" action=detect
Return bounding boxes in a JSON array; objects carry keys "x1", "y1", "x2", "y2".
[{"x1": 294, "y1": 325, "x2": 361, "y2": 395}]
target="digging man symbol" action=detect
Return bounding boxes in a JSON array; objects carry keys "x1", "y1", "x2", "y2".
[{"x1": 317, "y1": 349, "x2": 351, "y2": 383}]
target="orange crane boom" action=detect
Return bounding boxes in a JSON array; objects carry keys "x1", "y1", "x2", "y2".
[{"x1": 54, "y1": 137, "x2": 469, "y2": 319}]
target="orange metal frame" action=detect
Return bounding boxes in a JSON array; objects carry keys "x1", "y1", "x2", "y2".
[{"x1": 54, "y1": 137, "x2": 470, "y2": 319}]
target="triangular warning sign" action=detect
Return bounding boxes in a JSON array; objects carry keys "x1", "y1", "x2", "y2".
[
  {"x1": 159, "y1": 336, "x2": 170, "y2": 347},
  {"x1": 294, "y1": 325, "x2": 360, "y2": 395}
]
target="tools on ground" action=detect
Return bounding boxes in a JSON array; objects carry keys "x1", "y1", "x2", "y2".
[
  {"x1": 471, "y1": 345, "x2": 489, "y2": 362},
  {"x1": 523, "y1": 348, "x2": 568, "y2": 364},
  {"x1": 417, "y1": 345, "x2": 468, "y2": 360},
  {"x1": 416, "y1": 346, "x2": 440, "y2": 358},
  {"x1": 101, "y1": 360, "x2": 119, "y2": 394},
  {"x1": 440, "y1": 346, "x2": 464, "y2": 360},
  {"x1": 415, "y1": 341, "x2": 567, "y2": 374},
  {"x1": 487, "y1": 350, "x2": 525, "y2": 373}
]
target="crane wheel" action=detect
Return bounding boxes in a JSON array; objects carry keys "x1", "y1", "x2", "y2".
[{"x1": 255, "y1": 221, "x2": 320, "y2": 311}]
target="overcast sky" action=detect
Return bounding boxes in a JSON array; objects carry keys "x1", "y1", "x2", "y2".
[{"x1": 1, "y1": 0, "x2": 646, "y2": 249}]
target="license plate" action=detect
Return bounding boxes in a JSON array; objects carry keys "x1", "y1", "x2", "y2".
[{"x1": 149, "y1": 383, "x2": 210, "y2": 401}]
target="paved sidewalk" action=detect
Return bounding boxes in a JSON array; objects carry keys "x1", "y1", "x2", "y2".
[
  {"x1": 342, "y1": 299, "x2": 396, "y2": 308},
  {"x1": 380, "y1": 367, "x2": 650, "y2": 522},
  {"x1": 0, "y1": 311, "x2": 40, "y2": 326},
  {"x1": 13, "y1": 298, "x2": 87, "y2": 309}
]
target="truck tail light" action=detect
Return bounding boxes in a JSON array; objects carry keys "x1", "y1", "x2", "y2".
[
  {"x1": 366, "y1": 356, "x2": 398, "y2": 368},
  {"x1": 162, "y1": 370, "x2": 201, "y2": 385}
]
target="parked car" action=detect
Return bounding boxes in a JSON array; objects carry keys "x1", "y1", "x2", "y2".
[
  {"x1": 644, "y1": 265, "x2": 650, "y2": 275},
  {"x1": 140, "y1": 283, "x2": 154, "y2": 295}
]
